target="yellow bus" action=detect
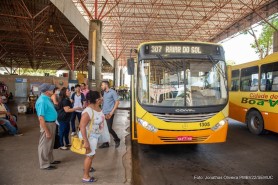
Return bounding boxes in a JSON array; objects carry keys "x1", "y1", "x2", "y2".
[
  {"x1": 128, "y1": 41, "x2": 229, "y2": 144},
  {"x1": 228, "y1": 52, "x2": 278, "y2": 135}
]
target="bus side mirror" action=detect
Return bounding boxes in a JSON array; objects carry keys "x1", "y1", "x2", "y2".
[{"x1": 127, "y1": 58, "x2": 134, "y2": 75}]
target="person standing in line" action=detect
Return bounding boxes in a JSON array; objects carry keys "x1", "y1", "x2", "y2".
[
  {"x1": 70, "y1": 86, "x2": 75, "y2": 98},
  {"x1": 70, "y1": 84, "x2": 86, "y2": 136},
  {"x1": 50, "y1": 87, "x2": 60, "y2": 147},
  {"x1": 57, "y1": 87, "x2": 82, "y2": 150},
  {"x1": 81, "y1": 83, "x2": 89, "y2": 97},
  {"x1": 35, "y1": 83, "x2": 60, "y2": 170},
  {"x1": 99, "y1": 81, "x2": 120, "y2": 148},
  {"x1": 50, "y1": 87, "x2": 59, "y2": 109},
  {"x1": 80, "y1": 90, "x2": 104, "y2": 183}
]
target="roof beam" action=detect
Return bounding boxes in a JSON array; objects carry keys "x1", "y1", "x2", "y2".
[
  {"x1": 210, "y1": 0, "x2": 278, "y2": 42},
  {"x1": 50, "y1": 0, "x2": 114, "y2": 66}
]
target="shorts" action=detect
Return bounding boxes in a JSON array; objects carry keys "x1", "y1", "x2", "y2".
[{"x1": 78, "y1": 132, "x2": 100, "y2": 157}]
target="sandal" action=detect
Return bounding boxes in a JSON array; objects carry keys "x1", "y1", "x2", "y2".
[{"x1": 82, "y1": 177, "x2": 98, "y2": 183}]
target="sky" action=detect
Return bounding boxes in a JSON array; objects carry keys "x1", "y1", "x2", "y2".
[{"x1": 220, "y1": 25, "x2": 262, "y2": 64}]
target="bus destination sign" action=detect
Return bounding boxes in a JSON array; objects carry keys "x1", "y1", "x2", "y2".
[{"x1": 145, "y1": 44, "x2": 220, "y2": 56}]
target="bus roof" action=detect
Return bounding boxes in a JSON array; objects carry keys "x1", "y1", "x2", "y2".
[
  {"x1": 230, "y1": 52, "x2": 278, "y2": 70},
  {"x1": 137, "y1": 41, "x2": 222, "y2": 50}
]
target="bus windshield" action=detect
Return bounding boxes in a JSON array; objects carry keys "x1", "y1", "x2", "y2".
[{"x1": 138, "y1": 58, "x2": 228, "y2": 107}]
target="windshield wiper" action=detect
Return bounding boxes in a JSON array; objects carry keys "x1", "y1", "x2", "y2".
[
  {"x1": 156, "y1": 54, "x2": 176, "y2": 73},
  {"x1": 207, "y1": 55, "x2": 226, "y2": 80}
]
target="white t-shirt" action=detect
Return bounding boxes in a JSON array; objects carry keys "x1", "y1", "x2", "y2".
[
  {"x1": 82, "y1": 107, "x2": 105, "y2": 134},
  {"x1": 73, "y1": 94, "x2": 83, "y2": 112}
]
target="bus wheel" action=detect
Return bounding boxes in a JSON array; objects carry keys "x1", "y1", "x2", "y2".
[{"x1": 247, "y1": 111, "x2": 265, "y2": 135}]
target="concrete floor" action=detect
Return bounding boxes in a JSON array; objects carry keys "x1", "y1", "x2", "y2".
[
  {"x1": 0, "y1": 101, "x2": 131, "y2": 185},
  {"x1": 132, "y1": 119, "x2": 278, "y2": 185},
  {"x1": 1, "y1": 99, "x2": 278, "y2": 185}
]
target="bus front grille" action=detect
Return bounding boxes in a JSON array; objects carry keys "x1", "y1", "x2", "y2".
[
  {"x1": 151, "y1": 112, "x2": 217, "y2": 123},
  {"x1": 159, "y1": 136, "x2": 209, "y2": 143}
]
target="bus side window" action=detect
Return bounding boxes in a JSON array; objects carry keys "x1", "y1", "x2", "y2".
[
  {"x1": 250, "y1": 78, "x2": 258, "y2": 91},
  {"x1": 241, "y1": 79, "x2": 250, "y2": 91},
  {"x1": 231, "y1": 69, "x2": 239, "y2": 91},
  {"x1": 266, "y1": 79, "x2": 271, "y2": 91},
  {"x1": 260, "y1": 61, "x2": 278, "y2": 91},
  {"x1": 272, "y1": 76, "x2": 278, "y2": 91},
  {"x1": 240, "y1": 66, "x2": 258, "y2": 92}
]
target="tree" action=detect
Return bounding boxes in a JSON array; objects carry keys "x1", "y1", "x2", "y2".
[{"x1": 244, "y1": 15, "x2": 278, "y2": 59}]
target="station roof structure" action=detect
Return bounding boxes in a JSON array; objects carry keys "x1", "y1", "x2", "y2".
[
  {"x1": 73, "y1": 0, "x2": 278, "y2": 63},
  {"x1": 0, "y1": 0, "x2": 277, "y2": 72}
]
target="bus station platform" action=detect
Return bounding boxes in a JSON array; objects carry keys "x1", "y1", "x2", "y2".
[{"x1": 0, "y1": 101, "x2": 132, "y2": 185}]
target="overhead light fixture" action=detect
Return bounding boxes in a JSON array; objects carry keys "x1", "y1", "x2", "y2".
[
  {"x1": 48, "y1": 25, "x2": 54, "y2": 33},
  {"x1": 45, "y1": 38, "x2": 50, "y2": 44}
]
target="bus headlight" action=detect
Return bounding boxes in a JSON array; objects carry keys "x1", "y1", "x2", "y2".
[
  {"x1": 211, "y1": 120, "x2": 226, "y2": 131},
  {"x1": 137, "y1": 118, "x2": 158, "y2": 133}
]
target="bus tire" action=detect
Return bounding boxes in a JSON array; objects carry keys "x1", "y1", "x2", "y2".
[{"x1": 246, "y1": 110, "x2": 265, "y2": 135}]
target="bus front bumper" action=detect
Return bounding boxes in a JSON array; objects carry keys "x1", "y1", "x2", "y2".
[{"x1": 136, "y1": 121, "x2": 228, "y2": 144}]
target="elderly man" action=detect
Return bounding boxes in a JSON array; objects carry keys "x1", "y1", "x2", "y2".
[
  {"x1": 0, "y1": 96, "x2": 22, "y2": 136},
  {"x1": 35, "y1": 83, "x2": 60, "y2": 170}
]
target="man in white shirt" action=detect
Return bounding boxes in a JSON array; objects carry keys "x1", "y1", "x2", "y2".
[{"x1": 70, "y1": 84, "x2": 86, "y2": 135}]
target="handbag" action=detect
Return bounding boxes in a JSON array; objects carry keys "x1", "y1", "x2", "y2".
[{"x1": 70, "y1": 109, "x2": 94, "y2": 155}]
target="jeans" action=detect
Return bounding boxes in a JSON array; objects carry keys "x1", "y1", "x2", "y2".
[
  {"x1": 0, "y1": 118, "x2": 17, "y2": 135},
  {"x1": 105, "y1": 114, "x2": 120, "y2": 141},
  {"x1": 58, "y1": 121, "x2": 70, "y2": 146},
  {"x1": 70, "y1": 112, "x2": 81, "y2": 132}
]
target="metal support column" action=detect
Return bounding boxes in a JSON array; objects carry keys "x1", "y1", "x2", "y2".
[
  {"x1": 114, "y1": 59, "x2": 120, "y2": 88},
  {"x1": 120, "y1": 68, "x2": 124, "y2": 86},
  {"x1": 88, "y1": 20, "x2": 102, "y2": 91}
]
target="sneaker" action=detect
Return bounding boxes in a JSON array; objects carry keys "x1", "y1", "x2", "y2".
[
  {"x1": 115, "y1": 140, "x2": 120, "y2": 148},
  {"x1": 99, "y1": 142, "x2": 109, "y2": 149},
  {"x1": 71, "y1": 132, "x2": 76, "y2": 136},
  {"x1": 59, "y1": 146, "x2": 68, "y2": 150},
  {"x1": 14, "y1": 133, "x2": 23, "y2": 136}
]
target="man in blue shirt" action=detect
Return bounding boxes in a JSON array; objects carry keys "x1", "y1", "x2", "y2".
[
  {"x1": 35, "y1": 83, "x2": 60, "y2": 170},
  {"x1": 99, "y1": 81, "x2": 120, "y2": 148}
]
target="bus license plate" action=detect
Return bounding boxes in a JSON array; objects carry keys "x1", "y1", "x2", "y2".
[{"x1": 177, "y1": 136, "x2": 193, "y2": 141}]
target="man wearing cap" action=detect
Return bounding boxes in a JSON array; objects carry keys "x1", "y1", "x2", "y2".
[{"x1": 35, "y1": 83, "x2": 60, "y2": 170}]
